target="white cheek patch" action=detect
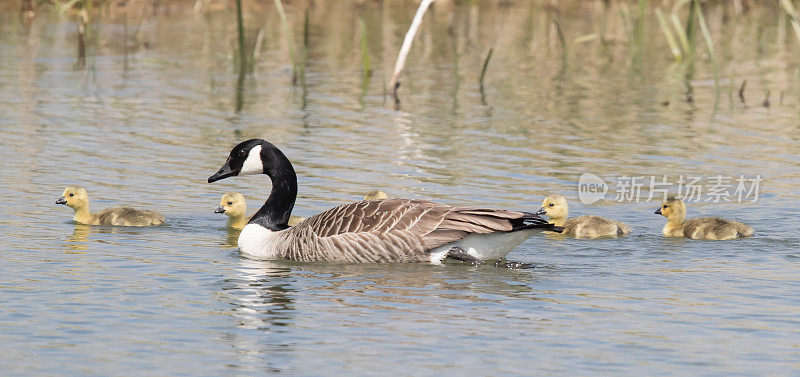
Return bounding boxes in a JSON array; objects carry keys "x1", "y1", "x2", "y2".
[{"x1": 240, "y1": 145, "x2": 263, "y2": 176}]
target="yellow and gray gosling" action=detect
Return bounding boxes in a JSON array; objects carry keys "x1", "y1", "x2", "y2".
[
  {"x1": 363, "y1": 190, "x2": 388, "y2": 200},
  {"x1": 216, "y1": 192, "x2": 305, "y2": 229},
  {"x1": 540, "y1": 194, "x2": 631, "y2": 238},
  {"x1": 55, "y1": 185, "x2": 164, "y2": 226},
  {"x1": 655, "y1": 197, "x2": 753, "y2": 240},
  {"x1": 216, "y1": 191, "x2": 391, "y2": 229},
  {"x1": 215, "y1": 192, "x2": 250, "y2": 229}
]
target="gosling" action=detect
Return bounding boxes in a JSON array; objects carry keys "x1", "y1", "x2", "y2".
[
  {"x1": 540, "y1": 194, "x2": 631, "y2": 238},
  {"x1": 216, "y1": 190, "x2": 391, "y2": 229},
  {"x1": 55, "y1": 185, "x2": 164, "y2": 226},
  {"x1": 655, "y1": 197, "x2": 753, "y2": 240},
  {"x1": 363, "y1": 190, "x2": 388, "y2": 200},
  {"x1": 215, "y1": 192, "x2": 305, "y2": 229}
]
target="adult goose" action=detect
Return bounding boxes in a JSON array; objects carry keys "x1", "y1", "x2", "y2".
[{"x1": 208, "y1": 139, "x2": 560, "y2": 264}]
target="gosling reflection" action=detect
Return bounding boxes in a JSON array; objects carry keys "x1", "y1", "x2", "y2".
[
  {"x1": 224, "y1": 227, "x2": 241, "y2": 248},
  {"x1": 65, "y1": 223, "x2": 93, "y2": 252}
]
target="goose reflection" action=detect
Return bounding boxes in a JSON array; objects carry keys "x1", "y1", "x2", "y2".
[
  {"x1": 221, "y1": 258, "x2": 295, "y2": 331},
  {"x1": 219, "y1": 258, "x2": 296, "y2": 373}
]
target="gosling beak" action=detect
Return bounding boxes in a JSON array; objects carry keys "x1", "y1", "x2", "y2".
[
  {"x1": 534, "y1": 207, "x2": 547, "y2": 216},
  {"x1": 654, "y1": 208, "x2": 662, "y2": 215},
  {"x1": 214, "y1": 206, "x2": 226, "y2": 214},
  {"x1": 55, "y1": 197, "x2": 67, "y2": 205}
]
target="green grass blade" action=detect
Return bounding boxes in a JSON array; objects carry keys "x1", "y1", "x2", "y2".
[
  {"x1": 656, "y1": 8, "x2": 682, "y2": 60},
  {"x1": 694, "y1": 0, "x2": 718, "y2": 86}
]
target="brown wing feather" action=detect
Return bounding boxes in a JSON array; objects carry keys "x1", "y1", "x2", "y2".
[{"x1": 279, "y1": 199, "x2": 550, "y2": 262}]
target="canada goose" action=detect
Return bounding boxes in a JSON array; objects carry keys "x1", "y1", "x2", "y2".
[
  {"x1": 216, "y1": 191, "x2": 392, "y2": 229},
  {"x1": 539, "y1": 194, "x2": 631, "y2": 238},
  {"x1": 215, "y1": 192, "x2": 304, "y2": 229},
  {"x1": 207, "y1": 139, "x2": 560, "y2": 264},
  {"x1": 55, "y1": 185, "x2": 164, "y2": 226},
  {"x1": 655, "y1": 197, "x2": 753, "y2": 240}
]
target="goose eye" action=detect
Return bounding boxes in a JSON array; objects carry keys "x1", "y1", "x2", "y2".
[
  {"x1": 548, "y1": 203, "x2": 554, "y2": 207},
  {"x1": 227, "y1": 201, "x2": 233, "y2": 205},
  {"x1": 69, "y1": 193, "x2": 74, "y2": 197},
  {"x1": 237, "y1": 149, "x2": 247, "y2": 158},
  {"x1": 663, "y1": 205, "x2": 668, "y2": 208}
]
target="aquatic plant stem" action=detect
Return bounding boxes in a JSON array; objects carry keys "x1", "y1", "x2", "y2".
[
  {"x1": 780, "y1": 0, "x2": 800, "y2": 48},
  {"x1": 656, "y1": 8, "x2": 681, "y2": 61},
  {"x1": 695, "y1": 0, "x2": 718, "y2": 88},
  {"x1": 478, "y1": 47, "x2": 493, "y2": 89},
  {"x1": 389, "y1": 0, "x2": 435, "y2": 104},
  {"x1": 670, "y1": 0, "x2": 692, "y2": 55},
  {"x1": 273, "y1": 0, "x2": 297, "y2": 85},
  {"x1": 300, "y1": 8, "x2": 309, "y2": 86},
  {"x1": 359, "y1": 16, "x2": 372, "y2": 77},
  {"x1": 235, "y1": 0, "x2": 246, "y2": 73}
]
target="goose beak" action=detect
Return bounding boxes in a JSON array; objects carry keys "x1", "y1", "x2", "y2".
[
  {"x1": 208, "y1": 163, "x2": 236, "y2": 183},
  {"x1": 534, "y1": 207, "x2": 547, "y2": 216},
  {"x1": 55, "y1": 197, "x2": 67, "y2": 205},
  {"x1": 214, "y1": 206, "x2": 226, "y2": 214},
  {"x1": 654, "y1": 208, "x2": 662, "y2": 215}
]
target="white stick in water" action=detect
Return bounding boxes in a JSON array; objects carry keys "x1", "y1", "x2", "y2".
[{"x1": 389, "y1": 0, "x2": 436, "y2": 98}]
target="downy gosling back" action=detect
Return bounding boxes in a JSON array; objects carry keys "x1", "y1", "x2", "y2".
[
  {"x1": 55, "y1": 185, "x2": 164, "y2": 226},
  {"x1": 540, "y1": 194, "x2": 631, "y2": 238},
  {"x1": 655, "y1": 197, "x2": 753, "y2": 240}
]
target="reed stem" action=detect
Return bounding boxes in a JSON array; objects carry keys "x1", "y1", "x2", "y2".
[
  {"x1": 389, "y1": 0, "x2": 435, "y2": 103},
  {"x1": 478, "y1": 47, "x2": 493, "y2": 89},
  {"x1": 359, "y1": 15, "x2": 371, "y2": 77},
  {"x1": 273, "y1": 0, "x2": 297, "y2": 85}
]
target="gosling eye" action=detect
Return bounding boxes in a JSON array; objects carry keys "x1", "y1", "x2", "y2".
[
  {"x1": 663, "y1": 205, "x2": 668, "y2": 208},
  {"x1": 227, "y1": 201, "x2": 233, "y2": 205},
  {"x1": 237, "y1": 149, "x2": 247, "y2": 158},
  {"x1": 69, "y1": 193, "x2": 74, "y2": 197},
  {"x1": 548, "y1": 203, "x2": 554, "y2": 207}
]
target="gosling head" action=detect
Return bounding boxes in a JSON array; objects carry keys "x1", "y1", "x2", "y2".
[
  {"x1": 215, "y1": 192, "x2": 246, "y2": 218},
  {"x1": 539, "y1": 193, "x2": 569, "y2": 220},
  {"x1": 364, "y1": 190, "x2": 388, "y2": 200},
  {"x1": 55, "y1": 185, "x2": 89, "y2": 210},
  {"x1": 208, "y1": 139, "x2": 274, "y2": 183},
  {"x1": 655, "y1": 196, "x2": 686, "y2": 222}
]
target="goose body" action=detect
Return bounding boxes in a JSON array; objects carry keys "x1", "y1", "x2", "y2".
[
  {"x1": 540, "y1": 194, "x2": 631, "y2": 238},
  {"x1": 55, "y1": 186, "x2": 164, "y2": 226},
  {"x1": 208, "y1": 139, "x2": 559, "y2": 263},
  {"x1": 656, "y1": 198, "x2": 753, "y2": 240}
]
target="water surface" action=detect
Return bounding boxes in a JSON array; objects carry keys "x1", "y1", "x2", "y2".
[{"x1": 1, "y1": 1, "x2": 799, "y2": 375}]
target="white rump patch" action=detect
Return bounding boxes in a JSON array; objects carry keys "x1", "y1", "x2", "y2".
[
  {"x1": 428, "y1": 229, "x2": 541, "y2": 265},
  {"x1": 240, "y1": 145, "x2": 263, "y2": 176}
]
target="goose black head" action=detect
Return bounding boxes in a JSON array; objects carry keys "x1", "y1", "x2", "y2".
[{"x1": 208, "y1": 139, "x2": 266, "y2": 183}]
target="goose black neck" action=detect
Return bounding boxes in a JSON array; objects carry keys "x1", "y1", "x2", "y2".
[{"x1": 249, "y1": 143, "x2": 297, "y2": 231}]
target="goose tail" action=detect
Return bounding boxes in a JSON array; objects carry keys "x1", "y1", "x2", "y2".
[{"x1": 514, "y1": 211, "x2": 562, "y2": 233}]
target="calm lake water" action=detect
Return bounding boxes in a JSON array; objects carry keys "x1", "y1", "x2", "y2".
[{"x1": 1, "y1": 1, "x2": 799, "y2": 375}]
